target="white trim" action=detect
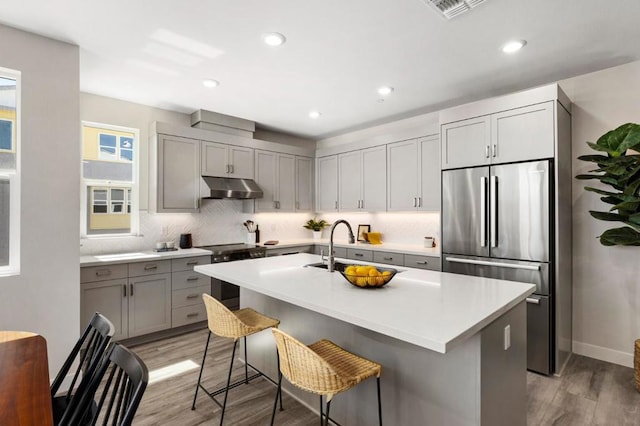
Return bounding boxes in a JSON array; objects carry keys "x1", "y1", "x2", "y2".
[
  {"x1": 572, "y1": 340, "x2": 633, "y2": 368},
  {"x1": 80, "y1": 121, "x2": 140, "y2": 238},
  {"x1": 0, "y1": 66, "x2": 20, "y2": 277}
]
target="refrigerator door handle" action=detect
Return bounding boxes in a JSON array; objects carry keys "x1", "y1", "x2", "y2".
[
  {"x1": 526, "y1": 297, "x2": 541, "y2": 305},
  {"x1": 480, "y1": 177, "x2": 487, "y2": 247},
  {"x1": 445, "y1": 256, "x2": 541, "y2": 271},
  {"x1": 490, "y1": 175, "x2": 498, "y2": 248}
]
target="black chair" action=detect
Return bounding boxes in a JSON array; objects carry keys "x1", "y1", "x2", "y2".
[
  {"x1": 62, "y1": 343, "x2": 149, "y2": 426},
  {"x1": 51, "y1": 312, "x2": 115, "y2": 424}
]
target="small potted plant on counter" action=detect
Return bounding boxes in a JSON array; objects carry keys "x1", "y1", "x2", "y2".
[{"x1": 303, "y1": 218, "x2": 330, "y2": 239}]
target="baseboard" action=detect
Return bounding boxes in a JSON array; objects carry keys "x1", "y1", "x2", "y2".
[{"x1": 572, "y1": 340, "x2": 634, "y2": 368}]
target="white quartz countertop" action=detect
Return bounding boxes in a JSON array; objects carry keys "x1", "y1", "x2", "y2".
[
  {"x1": 80, "y1": 248, "x2": 212, "y2": 267},
  {"x1": 194, "y1": 253, "x2": 534, "y2": 353},
  {"x1": 262, "y1": 239, "x2": 441, "y2": 257}
]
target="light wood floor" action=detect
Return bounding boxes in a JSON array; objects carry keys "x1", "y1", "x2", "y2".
[{"x1": 129, "y1": 328, "x2": 640, "y2": 425}]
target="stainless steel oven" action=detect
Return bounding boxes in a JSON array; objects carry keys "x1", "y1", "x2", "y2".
[{"x1": 197, "y1": 243, "x2": 267, "y2": 310}]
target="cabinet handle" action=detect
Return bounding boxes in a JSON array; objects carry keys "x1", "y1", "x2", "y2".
[
  {"x1": 418, "y1": 197, "x2": 422, "y2": 208},
  {"x1": 96, "y1": 269, "x2": 111, "y2": 277},
  {"x1": 416, "y1": 261, "x2": 428, "y2": 265},
  {"x1": 485, "y1": 145, "x2": 490, "y2": 158},
  {"x1": 225, "y1": 164, "x2": 229, "y2": 173},
  {"x1": 383, "y1": 257, "x2": 393, "y2": 261},
  {"x1": 230, "y1": 164, "x2": 234, "y2": 174},
  {"x1": 186, "y1": 276, "x2": 200, "y2": 282},
  {"x1": 186, "y1": 294, "x2": 199, "y2": 299},
  {"x1": 130, "y1": 284, "x2": 134, "y2": 296},
  {"x1": 187, "y1": 313, "x2": 200, "y2": 318},
  {"x1": 335, "y1": 201, "x2": 338, "y2": 210},
  {"x1": 186, "y1": 261, "x2": 198, "y2": 266},
  {"x1": 412, "y1": 197, "x2": 417, "y2": 207},
  {"x1": 296, "y1": 201, "x2": 299, "y2": 210},
  {"x1": 492, "y1": 144, "x2": 497, "y2": 157},
  {"x1": 123, "y1": 285, "x2": 127, "y2": 298},
  {"x1": 355, "y1": 253, "x2": 364, "y2": 257},
  {"x1": 144, "y1": 264, "x2": 158, "y2": 270}
]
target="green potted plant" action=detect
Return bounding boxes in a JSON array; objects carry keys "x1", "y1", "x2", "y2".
[
  {"x1": 576, "y1": 122, "x2": 640, "y2": 245},
  {"x1": 303, "y1": 218, "x2": 330, "y2": 239}
]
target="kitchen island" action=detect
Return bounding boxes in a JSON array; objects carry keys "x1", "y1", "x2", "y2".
[{"x1": 195, "y1": 253, "x2": 535, "y2": 425}]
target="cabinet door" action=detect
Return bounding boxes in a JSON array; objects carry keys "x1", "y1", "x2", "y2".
[
  {"x1": 361, "y1": 146, "x2": 386, "y2": 211},
  {"x1": 295, "y1": 156, "x2": 313, "y2": 211},
  {"x1": 491, "y1": 101, "x2": 555, "y2": 164},
  {"x1": 441, "y1": 116, "x2": 491, "y2": 170},
  {"x1": 277, "y1": 154, "x2": 296, "y2": 211},
  {"x1": 201, "y1": 141, "x2": 229, "y2": 177},
  {"x1": 81, "y1": 278, "x2": 128, "y2": 341},
  {"x1": 158, "y1": 135, "x2": 200, "y2": 212},
  {"x1": 229, "y1": 146, "x2": 254, "y2": 179},
  {"x1": 316, "y1": 156, "x2": 338, "y2": 212},
  {"x1": 418, "y1": 136, "x2": 441, "y2": 211},
  {"x1": 128, "y1": 273, "x2": 172, "y2": 338},
  {"x1": 387, "y1": 140, "x2": 419, "y2": 211},
  {"x1": 254, "y1": 150, "x2": 278, "y2": 212},
  {"x1": 338, "y1": 151, "x2": 362, "y2": 211}
]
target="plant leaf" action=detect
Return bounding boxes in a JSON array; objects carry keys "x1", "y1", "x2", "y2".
[
  {"x1": 599, "y1": 226, "x2": 640, "y2": 246},
  {"x1": 594, "y1": 123, "x2": 640, "y2": 157},
  {"x1": 584, "y1": 187, "x2": 622, "y2": 197},
  {"x1": 589, "y1": 211, "x2": 627, "y2": 221}
]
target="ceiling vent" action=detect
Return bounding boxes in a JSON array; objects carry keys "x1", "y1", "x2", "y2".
[{"x1": 421, "y1": 0, "x2": 487, "y2": 19}]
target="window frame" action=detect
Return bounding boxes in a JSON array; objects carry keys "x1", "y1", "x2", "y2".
[
  {"x1": 81, "y1": 121, "x2": 140, "y2": 239},
  {"x1": 0, "y1": 67, "x2": 20, "y2": 277}
]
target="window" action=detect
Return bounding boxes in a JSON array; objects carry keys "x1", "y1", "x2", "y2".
[
  {"x1": 82, "y1": 122, "x2": 139, "y2": 237},
  {"x1": 0, "y1": 68, "x2": 20, "y2": 275}
]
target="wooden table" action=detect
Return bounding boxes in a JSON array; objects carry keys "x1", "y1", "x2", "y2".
[{"x1": 0, "y1": 331, "x2": 53, "y2": 426}]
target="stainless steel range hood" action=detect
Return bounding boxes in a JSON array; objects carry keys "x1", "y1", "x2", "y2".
[{"x1": 201, "y1": 176, "x2": 263, "y2": 199}]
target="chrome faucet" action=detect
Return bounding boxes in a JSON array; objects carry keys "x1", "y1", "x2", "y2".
[{"x1": 328, "y1": 219, "x2": 355, "y2": 272}]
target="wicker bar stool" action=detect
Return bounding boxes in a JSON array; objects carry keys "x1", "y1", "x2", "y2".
[
  {"x1": 192, "y1": 293, "x2": 282, "y2": 425},
  {"x1": 270, "y1": 328, "x2": 382, "y2": 426}
]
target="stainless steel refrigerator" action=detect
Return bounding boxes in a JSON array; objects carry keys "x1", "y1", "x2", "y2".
[{"x1": 442, "y1": 159, "x2": 553, "y2": 374}]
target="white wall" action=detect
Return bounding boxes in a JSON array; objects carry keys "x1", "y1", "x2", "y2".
[
  {"x1": 560, "y1": 61, "x2": 640, "y2": 367},
  {"x1": 0, "y1": 25, "x2": 80, "y2": 376}
]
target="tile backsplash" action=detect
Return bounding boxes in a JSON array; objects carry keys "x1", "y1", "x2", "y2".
[{"x1": 80, "y1": 199, "x2": 440, "y2": 255}]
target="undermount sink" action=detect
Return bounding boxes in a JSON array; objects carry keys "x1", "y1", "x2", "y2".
[{"x1": 304, "y1": 261, "x2": 351, "y2": 271}]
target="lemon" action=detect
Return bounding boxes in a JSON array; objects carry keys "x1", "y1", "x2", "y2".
[
  {"x1": 344, "y1": 265, "x2": 357, "y2": 275},
  {"x1": 355, "y1": 266, "x2": 369, "y2": 276},
  {"x1": 375, "y1": 276, "x2": 385, "y2": 286},
  {"x1": 356, "y1": 277, "x2": 368, "y2": 287},
  {"x1": 368, "y1": 269, "x2": 381, "y2": 277}
]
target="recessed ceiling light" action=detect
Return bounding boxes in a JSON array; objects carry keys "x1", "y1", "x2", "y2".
[
  {"x1": 263, "y1": 32, "x2": 286, "y2": 47},
  {"x1": 502, "y1": 40, "x2": 526, "y2": 54},
  {"x1": 202, "y1": 79, "x2": 219, "y2": 88},
  {"x1": 378, "y1": 86, "x2": 394, "y2": 96},
  {"x1": 309, "y1": 111, "x2": 321, "y2": 119}
]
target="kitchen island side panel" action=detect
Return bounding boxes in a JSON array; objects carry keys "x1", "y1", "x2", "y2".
[{"x1": 243, "y1": 289, "x2": 526, "y2": 426}]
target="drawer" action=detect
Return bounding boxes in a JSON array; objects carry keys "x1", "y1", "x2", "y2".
[
  {"x1": 128, "y1": 260, "x2": 171, "y2": 277},
  {"x1": 347, "y1": 248, "x2": 373, "y2": 262},
  {"x1": 404, "y1": 255, "x2": 441, "y2": 271},
  {"x1": 172, "y1": 304, "x2": 207, "y2": 327},
  {"x1": 172, "y1": 270, "x2": 210, "y2": 290},
  {"x1": 172, "y1": 285, "x2": 210, "y2": 309},
  {"x1": 81, "y1": 264, "x2": 128, "y2": 283},
  {"x1": 172, "y1": 256, "x2": 211, "y2": 272},
  {"x1": 373, "y1": 251, "x2": 405, "y2": 266},
  {"x1": 315, "y1": 245, "x2": 347, "y2": 258}
]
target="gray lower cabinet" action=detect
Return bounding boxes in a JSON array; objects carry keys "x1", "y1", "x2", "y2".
[
  {"x1": 404, "y1": 254, "x2": 441, "y2": 271},
  {"x1": 373, "y1": 251, "x2": 405, "y2": 266},
  {"x1": 347, "y1": 248, "x2": 373, "y2": 262},
  {"x1": 81, "y1": 255, "x2": 211, "y2": 341},
  {"x1": 314, "y1": 245, "x2": 347, "y2": 258}
]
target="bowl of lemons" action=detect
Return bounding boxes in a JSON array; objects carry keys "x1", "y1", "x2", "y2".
[{"x1": 339, "y1": 264, "x2": 397, "y2": 288}]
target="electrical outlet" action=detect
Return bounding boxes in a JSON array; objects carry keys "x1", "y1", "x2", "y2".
[{"x1": 504, "y1": 324, "x2": 511, "y2": 350}]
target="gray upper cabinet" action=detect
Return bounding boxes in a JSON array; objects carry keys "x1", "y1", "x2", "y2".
[
  {"x1": 338, "y1": 146, "x2": 386, "y2": 212},
  {"x1": 155, "y1": 134, "x2": 201, "y2": 213},
  {"x1": 295, "y1": 156, "x2": 313, "y2": 212},
  {"x1": 441, "y1": 101, "x2": 556, "y2": 170},
  {"x1": 254, "y1": 150, "x2": 296, "y2": 212},
  {"x1": 387, "y1": 136, "x2": 440, "y2": 211},
  {"x1": 201, "y1": 141, "x2": 254, "y2": 179},
  {"x1": 441, "y1": 116, "x2": 491, "y2": 170},
  {"x1": 316, "y1": 155, "x2": 339, "y2": 212}
]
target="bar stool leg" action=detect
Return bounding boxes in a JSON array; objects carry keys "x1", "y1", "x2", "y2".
[
  {"x1": 244, "y1": 336, "x2": 249, "y2": 384},
  {"x1": 324, "y1": 400, "x2": 332, "y2": 426},
  {"x1": 377, "y1": 377, "x2": 382, "y2": 426},
  {"x1": 270, "y1": 371, "x2": 283, "y2": 426},
  {"x1": 192, "y1": 331, "x2": 212, "y2": 410},
  {"x1": 220, "y1": 340, "x2": 238, "y2": 426},
  {"x1": 276, "y1": 349, "x2": 283, "y2": 411}
]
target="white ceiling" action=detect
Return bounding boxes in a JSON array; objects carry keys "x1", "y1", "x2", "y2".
[{"x1": 2, "y1": 0, "x2": 639, "y2": 139}]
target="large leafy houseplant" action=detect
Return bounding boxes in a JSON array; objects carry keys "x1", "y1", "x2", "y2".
[{"x1": 576, "y1": 123, "x2": 640, "y2": 245}]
